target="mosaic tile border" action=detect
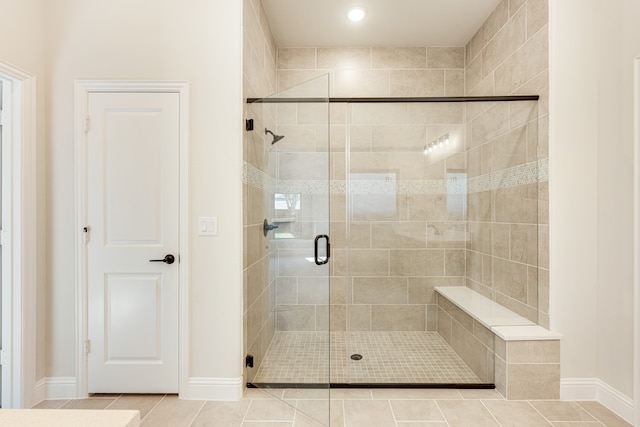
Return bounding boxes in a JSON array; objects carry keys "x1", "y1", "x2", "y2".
[
  {"x1": 243, "y1": 162, "x2": 273, "y2": 191},
  {"x1": 468, "y1": 158, "x2": 548, "y2": 193},
  {"x1": 244, "y1": 158, "x2": 548, "y2": 196}
]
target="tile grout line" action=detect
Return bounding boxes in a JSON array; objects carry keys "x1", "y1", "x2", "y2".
[
  {"x1": 479, "y1": 399, "x2": 505, "y2": 427},
  {"x1": 241, "y1": 398, "x2": 255, "y2": 425},
  {"x1": 575, "y1": 402, "x2": 622, "y2": 427},
  {"x1": 185, "y1": 400, "x2": 208, "y2": 427},
  {"x1": 103, "y1": 395, "x2": 120, "y2": 410},
  {"x1": 527, "y1": 400, "x2": 574, "y2": 427},
  {"x1": 433, "y1": 399, "x2": 449, "y2": 426},
  {"x1": 387, "y1": 398, "x2": 399, "y2": 426},
  {"x1": 525, "y1": 400, "x2": 607, "y2": 427},
  {"x1": 141, "y1": 394, "x2": 167, "y2": 424}
]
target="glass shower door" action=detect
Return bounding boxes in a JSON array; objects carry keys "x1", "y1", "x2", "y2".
[{"x1": 245, "y1": 73, "x2": 331, "y2": 425}]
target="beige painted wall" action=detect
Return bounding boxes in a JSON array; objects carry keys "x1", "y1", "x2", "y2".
[
  {"x1": 43, "y1": 0, "x2": 243, "y2": 383},
  {"x1": 595, "y1": 0, "x2": 639, "y2": 399},
  {"x1": 0, "y1": 0, "x2": 48, "y2": 383},
  {"x1": 551, "y1": 0, "x2": 640, "y2": 403}
]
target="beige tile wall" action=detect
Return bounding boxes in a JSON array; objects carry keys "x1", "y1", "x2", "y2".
[
  {"x1": 494, "y1": 336, "x2": 560, "y2": 399},
  {"x1": 437, "y1": 294, "x2": 495, "y2": 382},
  {"x1": 275, "y1": 47, "x2": 468, "y2": 332},
  {"x1": 267, "y1": 75, "x2": 332, "y2": 334},
  {"x1": 277, "y1": 47, "x2": 465, "y2": 97},
  {"x1": 243, "y1": 0, "x2": 277, "y2": 383},
  {"x1": 465, "y1": 101, "x2": 540, "y2": 322},
  {"x1": 270, "y1": 0, "x2": 550, "y2": 336},
  {"x1": 437, "y1": 292, "x2": 560, "y2": 396},
  {"x1": 465, "y1": 0, "x2": 549, "y2": 326}
]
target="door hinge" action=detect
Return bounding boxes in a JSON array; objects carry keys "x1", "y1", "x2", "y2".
[
  {"x1": 84, "y1": 116, "x2": 91, "y2": 133},
  {"x1": 83, "y1": 226, "x2": 90, "y2": 244},
  {"x1": 85, "y1": 339, "x2": 91, "y2": 354},
  {"x1": 0, "y1": 229, "x2": 6, "y2": 246},
  {"x1": 0, "y1": 349, "x2": 7, "y2": 365},
  {"x1": 0, "y1": 109, "x2": 5, "y2": 126}
]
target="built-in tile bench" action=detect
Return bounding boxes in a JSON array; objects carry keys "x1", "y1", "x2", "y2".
[
  {"x1": 435, "y1": 286, "x2": 561, "y2": 400},
  {"x1": 0, "y1": 409, "x2": 140, "y2": 426}
]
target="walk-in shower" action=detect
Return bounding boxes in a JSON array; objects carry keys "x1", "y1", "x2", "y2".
[{"x1": 243, "y1": 74, "x2": 541, "y2": 391}]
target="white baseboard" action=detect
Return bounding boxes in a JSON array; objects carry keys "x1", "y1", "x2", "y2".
[
  {"x1": 32, "y1": 377, "x2": 78, "y2": 404},
  {"x1": 32, "y1": 376, "x2": 242, "y2": 403},
  {"x1": 560, "y1": 378, "x2": 601, "y2": 400},
  {"x1": 33, "y1": 378, "x2": 46, "y2": 406},
  {"x1": 561, "y1": 378, "x2": 635, "y2": 424},
  {"x1": 182, "y1": 377, "x2": 243, "y2": 401}
]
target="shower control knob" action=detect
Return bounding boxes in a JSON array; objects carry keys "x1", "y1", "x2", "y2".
[{"x1": 263, "y1": 219, "x2": 279, "y2": 237}]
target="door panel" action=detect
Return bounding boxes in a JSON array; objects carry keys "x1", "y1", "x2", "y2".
[
  {"x1": 87, "y1": 92, "x2": 179, "y2": 393},
  {"x1": 105, "y1": 274, "x2": 161, "y2": 361},
  {"x1": 105, "y1": 111, "x2": 164, "y2": 245}
]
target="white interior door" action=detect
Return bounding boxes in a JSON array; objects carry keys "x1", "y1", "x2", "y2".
[{"x1": 87, "y1": 92, "x2": 180, "y2": 393}]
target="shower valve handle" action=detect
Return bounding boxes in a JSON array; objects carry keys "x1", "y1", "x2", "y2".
[{"x1": 263, "y1": 219, "x2": 279, "y2": 237}]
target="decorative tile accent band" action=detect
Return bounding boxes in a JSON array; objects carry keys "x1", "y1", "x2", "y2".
[
  {"x1": 243, "y1": 162, "x2": 273, "y2": 191},
  {"x1": 276, "y1": 180, "x2": 333, "y2": 195},
  {"x1": 243, "y1": 158, "x2": 549, "y2": 195},
  {"x1": 468, "y1": 158, "x2": 548, "y2": 193}
]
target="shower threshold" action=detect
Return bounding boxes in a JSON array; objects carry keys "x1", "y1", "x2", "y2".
[
  {"x1": 250, "y1": 331, "x2": 491, "y2": 387},
  {"x1": 247, "y1": 382, "x2": 495, "y2": 389}
]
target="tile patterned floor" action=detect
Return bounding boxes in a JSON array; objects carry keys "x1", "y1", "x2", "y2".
[
  {"x1": 253, "y1": 331, "x2": 481, "y2": 384},
  {"x1": 32, "y1": 389, "x2": 634, "y2": 427}
]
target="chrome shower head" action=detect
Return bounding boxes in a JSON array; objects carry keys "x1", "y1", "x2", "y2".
[{"x1": 265, "y1": 128, "x2": 285, "y2": 144}]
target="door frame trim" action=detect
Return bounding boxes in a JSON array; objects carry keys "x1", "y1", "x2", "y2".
[
  {"x1": 74, "y1": 80, "x2": 190, "y2": 398},
  {"x1": 0, "y1": 61, "x2": 37, "y2": 409}
]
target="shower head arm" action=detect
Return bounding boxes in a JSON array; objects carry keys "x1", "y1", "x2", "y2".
[{"x1": 265, "y1": 128, "x2": 285, "y2": 144}]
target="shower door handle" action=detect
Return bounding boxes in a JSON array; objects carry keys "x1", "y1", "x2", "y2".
[{"x1": 314, "y1": 234, "x2": 330, "y2": 266}]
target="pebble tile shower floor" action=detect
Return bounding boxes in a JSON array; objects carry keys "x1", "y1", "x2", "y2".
[{"x1": 253, "y1": 331, "x2": 481, "y2": 384}]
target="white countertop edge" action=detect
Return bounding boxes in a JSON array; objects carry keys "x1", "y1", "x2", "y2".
[
  {"x1": 491, "y1": 325, "x2": 562, "y2": 341},
  {"x1": 434, "y1": 286, "x2": 535, "y2": 330},
  {"x1": 435, "y1": 286, "x2": 561, "y2": 341}
]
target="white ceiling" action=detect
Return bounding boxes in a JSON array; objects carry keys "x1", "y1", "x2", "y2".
[{"x1": 262, "y1": 0, "x2": 502, "y2": 48}]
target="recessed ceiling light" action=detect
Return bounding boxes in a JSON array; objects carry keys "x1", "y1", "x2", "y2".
[{"x1": 347, "y1": 7, "x2": 366, "y2": 22}]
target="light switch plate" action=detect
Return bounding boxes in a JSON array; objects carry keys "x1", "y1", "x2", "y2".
[{"x1": 199, "y1": 217, "x2": 217, "y2": 236}]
